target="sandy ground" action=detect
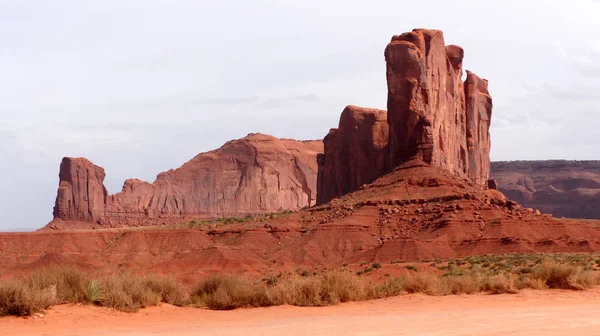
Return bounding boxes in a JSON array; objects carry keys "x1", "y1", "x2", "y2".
[{"x1": 2, "y1": 289, "x2": 600, "y2": 335}]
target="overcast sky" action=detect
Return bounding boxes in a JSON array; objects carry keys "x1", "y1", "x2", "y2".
[{"x1": 1, "y1": 0, "x2": 599, "y2": 230}]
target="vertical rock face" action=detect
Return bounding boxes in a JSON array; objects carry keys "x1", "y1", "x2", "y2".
[
  {"x1": 51, "y1": 134, "x2": 323, "y2": 226},
  {"x1": 53, "y1": 157, "x2": 108, "y2": 221},
  {"x1": 464, "y1": 70, "x2": 493, "y2": 185},
  {"x1": 316, "y1": 28, "x2": 493, "y2": 204},
  {"x1": 384, "y1": 29, "x2": 492, "y2": 184},
  {"x1": 317, "y1": 106, "x2": 388, "y2": 204}
]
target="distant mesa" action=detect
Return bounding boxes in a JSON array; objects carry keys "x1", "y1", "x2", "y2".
[{"x1": 492, "y1": 160, "x2": 600, "y2": 220}]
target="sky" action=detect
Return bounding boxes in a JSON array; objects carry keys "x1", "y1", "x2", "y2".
[{"x1": 1, "y1": 0, "x2": 600, "y2": 230}]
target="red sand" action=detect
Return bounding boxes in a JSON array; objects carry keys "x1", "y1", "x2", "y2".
[{"x1": 3, "y1": 289, "x2": 600, "y2": 335}]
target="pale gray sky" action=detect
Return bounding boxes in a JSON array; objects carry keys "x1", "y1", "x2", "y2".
[{"x1": 1, "y1": 0, "x2": 599, "y2": 230}]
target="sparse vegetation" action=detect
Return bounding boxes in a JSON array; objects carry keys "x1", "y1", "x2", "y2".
[
  {"x1": 188, "y1": 210, "x2": 295, "y2": 228},
  {"x1": 1, "y1": 253, "x2": 599, "y2": 316}
]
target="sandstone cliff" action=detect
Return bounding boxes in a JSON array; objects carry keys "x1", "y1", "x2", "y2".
[
  {"x1": 51, "y1": 133, "x2": 323, "y2": 227},
  {"x1": 317, "y1": 29, "x2": 493, "y2": 204},
  {"x1": 385, "y1": 29, "x2": 492, "y2": 184},
  {"x1": 492, "y1": 160, "x2": 600, "y2": 219},
  {"x1": 316, "y1": 105, "x2": 389, "y2": 204}
]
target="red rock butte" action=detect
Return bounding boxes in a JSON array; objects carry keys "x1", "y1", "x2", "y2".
[
  {"x1": 7, "y1": 28, "x2": 599, "y2": 276},
  {"x1": 50, "y1": 133, "x2": 323, "y2": 229},
  {"x1": 317, "y1": 29, "x2": 493, "y2": 204}
]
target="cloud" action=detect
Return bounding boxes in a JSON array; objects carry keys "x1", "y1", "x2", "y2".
[
  {"x1": 192, "y1": 97, "x2": 258, "y2": 106},
  {"x1": 543, "y1": 84, "x2": 600, "y2": 101},
  {"x1": 259, "y1": 94, "x2": 321, "y2": 109}
]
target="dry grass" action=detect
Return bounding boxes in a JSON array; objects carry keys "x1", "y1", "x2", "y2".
[
  {"x1": 191, "y1": 276, "x2": 272, "y2": 310},
  {"x1": 26, "y1": 266, "x2": 87, "y2": 303},
  {"x1": 0, "y1": 281, "x2": 56, "y2": 317},
  {"x1": 0, "y1": 268, "x2": 189, "y2": 316},
  {"x1": 1, "y1": 254, "x2": 600, "y2": 315},
  {"x1": 529, "y1": 261, "x2": 599, "y2": 290},
  {"x1": 274, "y1": 271, "x2": 367, "y2": 306},
  {"x1": 99, "y1": 275, "x2": 190, "y2": 312}
]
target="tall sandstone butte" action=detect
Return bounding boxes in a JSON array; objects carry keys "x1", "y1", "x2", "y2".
[
  {"x1": 51, "y1": 133, "x2": 323, "y2": 227},
  {"x1": 317, "y1": 29, "x2": 493, "y2": 204},
  {"x1": 385, "y1": 29, "x2": 492, "y2": 183},
  {"x1": 317, "y1": 105, "x2": 389, "y2": 204}
]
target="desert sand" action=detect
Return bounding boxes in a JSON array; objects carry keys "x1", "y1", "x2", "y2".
[{"x1": 2, "y1": 289, "x2": 600, "y2": 335}]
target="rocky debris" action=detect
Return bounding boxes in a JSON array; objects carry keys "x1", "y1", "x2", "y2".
[
  {"x1": 492, "y1": 160, "x2": 600, "y2": 219},
  {"x1": 385, "y1": 29, "x2": 492, "y2": 185},
  {"x1": 317, "y1": 105, "x2": 388, "y2": 204},
  {"x1": 50, "y1": 133, "x2": 323, "y2": 227}
]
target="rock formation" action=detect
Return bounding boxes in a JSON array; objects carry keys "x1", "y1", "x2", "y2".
[
  {"x1": 385, "y1": 29, "x2": 492, "y2": 184},
  {"x1": 317, "y1": 106, "x2": 389, "y2": 204},
  {"x1": 317, "y1": 29, "x2": 493, "y2": 204},
  {"x1": 492, "y1": 160, "x2": 600, "y2": 219},
  {"x1": 50, "y1": 133, "x2": 323, "y2": 227},
  {"x1": 53, "y1": 158, "x2": 108, "y2": 221}
]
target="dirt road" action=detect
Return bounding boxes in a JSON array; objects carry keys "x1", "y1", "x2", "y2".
[{"x1": 3, "y1": 289, "x2": 600, "y2": 335}]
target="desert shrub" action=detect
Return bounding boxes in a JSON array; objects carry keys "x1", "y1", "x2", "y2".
[
  {"x1": 443, "y1": 275, "x2": 482, "y2": 294},
  {"x1": 317, "y1": 271, "x2": 366, "y2": 303},
  {"x1": 370, "y1": 277, "x2": 407, "y2": 298},
  {"x1": 483, "y1": 274, "x2": 518, "y2": 294},
  {"x1": 405, "y1": 265, "x2": 418, "y2": 272},
  {"x1": 84, "y1": 280, "x2": 102, "y2": 304},
  {"x1": 0, "y1": 281, "x2": 56, "y2": 316},
  {"x1": 528, "y1": 261, "x2": 598, "y2": 290},
  {"x1": 274, "y1": 276, "x2": 323, "y2": 306},
  {"x1": 98, "y1": 276, "x2": 163, "y2": 312},
  {"x1": 403, "y1": 273, "x2": 442, "y2": 295},
  {"x1": 269, "y1": 271, "x2": 367, "y2": 307},
  {"x1": 142, "y1": 276, "x2": 188, "y2": 306},
  {"x1": 27, "y1": 266, "x2": 87, "y2": 303},
  {"x1": 372, "y1": 263, "x2": 382, "y2": 269},
  {"x1": 191, "y1": 275, "x2": 272, "y2": 310},
  {"x1": 520, "y1": 277, "x2": 548, "y2": 290}
]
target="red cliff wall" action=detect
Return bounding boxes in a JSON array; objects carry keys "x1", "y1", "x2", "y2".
[
  {"x1": 51, "y1": 133, "x2": 323, "y2": 227},
  {"x1": 317, "y1": 28, "x2": 493, "y2": 204},
  {"x1": 317, "y1": 105, "x2": 388, "y2": 204},
  {"x1": 385, "y1": 29, "x2": 492, "y2": 183}
]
